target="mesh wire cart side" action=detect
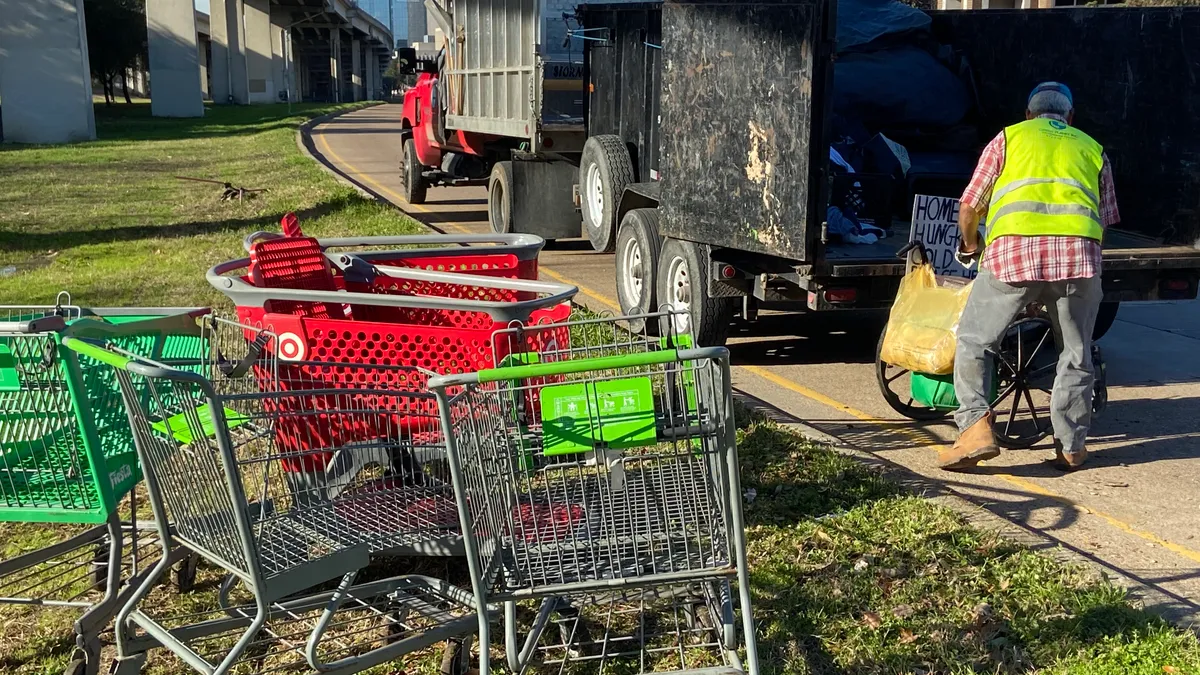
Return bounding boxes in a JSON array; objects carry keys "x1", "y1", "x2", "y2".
[
  {"x1": 428, "y1": 317, "x2": 759, "y2": 675},
  {"x1": 0, "y1": 304, "x2": 207, "y2": 675},
  {"x1": 61, "y1": 324, "x2": 478, "y2": 675}
]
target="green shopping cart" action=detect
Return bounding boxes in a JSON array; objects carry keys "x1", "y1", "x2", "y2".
[{"x1": 0, "y1": 299, "x2": 207, "y2": 675}]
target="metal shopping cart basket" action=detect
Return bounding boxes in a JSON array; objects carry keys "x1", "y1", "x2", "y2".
[
  {"x1": 0, "y1": 301, "x2": 207, "y2": 675},
  {"x1": 63, "y1": 315, "x2": 480, "y2": 675},
  {"x1": 428, "y1": 311, "x2": 760, "y2": 675}
]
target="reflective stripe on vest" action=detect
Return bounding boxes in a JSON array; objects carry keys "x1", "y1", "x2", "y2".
[{"x1": 985, "y1": 118, "x2": 1104, "y2": 245}]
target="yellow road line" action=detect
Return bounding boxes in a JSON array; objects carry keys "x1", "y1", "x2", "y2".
[
  {"x1": 313, "y1": 127, "x2": 472, "y2": 235},
  {"x1": 317, "y1": 120, "x2": 1200, "y2": 567},
  {"x1": 539, "y1": 266, "x2": 618, "y2": 312}
]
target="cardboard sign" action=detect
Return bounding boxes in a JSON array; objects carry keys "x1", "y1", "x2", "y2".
[{"x1": 909, "y1": 194, "x2": 985, "y2": 279}]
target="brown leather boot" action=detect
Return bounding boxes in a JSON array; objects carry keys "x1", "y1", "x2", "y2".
[
  {"x1": 937, "y1": 413, "x2": 1000, "y2": 471},
  {"x1": 1051, "y1": 446, "x2": 1088, "y2": 471}
]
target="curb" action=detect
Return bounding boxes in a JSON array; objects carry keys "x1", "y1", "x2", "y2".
[
  {"x1": 295, "y1": 102, "x2": 386, "y2": 202},
  {"x1": 734, "y1": 391, "x2": 1200, "y2": 629}
]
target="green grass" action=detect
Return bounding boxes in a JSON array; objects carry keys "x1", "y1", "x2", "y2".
[
  {"x1": 0, "y1": 102, "x2": 422, "y2": 308},
  {"x1": 738, "y1": 422, "x2": 1200, "y2": 675}
]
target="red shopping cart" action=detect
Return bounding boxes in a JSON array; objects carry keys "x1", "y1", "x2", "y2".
[{"x1": 206, "y1": 229, "x2": 576, "y2": 511}]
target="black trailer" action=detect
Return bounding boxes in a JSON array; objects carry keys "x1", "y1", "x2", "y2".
[{"x1": 577, "y1": 1, "x2": 1200, "y2": 345}]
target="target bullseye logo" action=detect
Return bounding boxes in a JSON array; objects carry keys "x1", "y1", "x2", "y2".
[{"x1": 278, "y1": 333, "x2": 305, "y2": 361}]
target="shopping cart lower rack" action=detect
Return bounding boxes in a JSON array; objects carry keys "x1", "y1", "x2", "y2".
[
  {"x1": 62, "y1": 316, "x2": 480, "y2": 675},
  {"x1": 429, "y1": 311, "x2": 759, "y2": 675},
  {"x1": 0, "y1": 303, "x2": 206, "y2": 675}
]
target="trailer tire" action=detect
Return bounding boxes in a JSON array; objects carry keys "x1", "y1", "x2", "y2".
[
  {"x1": 488, "y1": 161, "x2": 514, "y2": 234},
  {"x1": 657, "y1": 238, "x2": 736, "y2": 347},
  {"x1": 615, "y1": 208, "x2": 662, "y2": 334},
  {"x1": 1093, "y1": 301, "x2": 1119, "y2": 341},
  {"x1": 580, "y1": 135, "x2": 634, "y2": 253},
  {"x1": 401, "y1": 138, "x2": 428, "y2": 205}
]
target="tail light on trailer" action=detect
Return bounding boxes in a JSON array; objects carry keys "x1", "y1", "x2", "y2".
[{"x1": 823, "y1": 288, "x2": 857, "y2": 304}]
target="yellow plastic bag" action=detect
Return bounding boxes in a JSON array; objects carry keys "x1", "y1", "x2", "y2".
[{"x1": 879, "y1": 264, "x2": 973, "y2": 376}]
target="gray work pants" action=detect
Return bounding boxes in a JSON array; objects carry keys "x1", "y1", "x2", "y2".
[{"x1": 953, "y1": 268, "x2": 1103, "y2": 454}]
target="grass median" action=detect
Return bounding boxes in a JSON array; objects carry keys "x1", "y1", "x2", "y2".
[
  {"x1": 0, "y1": 102, "x2": 422, "y2": 307},
  {"x1": 1, "y1": 103, "x2": 1198, "y2": 675}
]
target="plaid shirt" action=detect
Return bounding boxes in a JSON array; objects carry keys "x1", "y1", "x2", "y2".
[{"x1": 960, "y1": 115, "x2": 1120, "y2": 283}]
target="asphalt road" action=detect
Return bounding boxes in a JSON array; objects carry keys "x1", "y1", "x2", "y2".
[{"x1": 310, "y1": 104, "x2": 1200, "y2": 621}]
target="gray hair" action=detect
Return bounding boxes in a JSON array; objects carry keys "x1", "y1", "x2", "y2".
[{"x1": 1027, "y1": 90, "x2": 1073, "y2": 117}]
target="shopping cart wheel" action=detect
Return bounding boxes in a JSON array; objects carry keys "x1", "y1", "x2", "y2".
[
  {"x1": 65, "y1": 642, "x2": 100, "y2": 675},
  {"x1": 63, "y1": 656, "x2": 87, "y2": 675},
  {"x1": 439, "y1": 635, "x2": 472, "y2": 675},
  {"x1": 875, "y1": 331, "x2": 951, "y2": 421},
  {"x1": 107, "y1": 653, "x2": 145, "y2": 675},
  {"x1": 553, "y1": 599, "x2": 596, "y2": 658},
  {"x1": 174, "y1": 553, "x2": 199, "y2": 592},
  {"x1": 90, "y1": 540, "x2": 111, "y2": 594}
]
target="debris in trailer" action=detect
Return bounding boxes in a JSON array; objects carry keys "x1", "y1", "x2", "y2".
[{"x1": 174, "y1": 175, "x2": 268, "y2": 202}]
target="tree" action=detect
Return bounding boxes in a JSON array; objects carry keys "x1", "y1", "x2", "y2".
[{"x1": 84, "y1": 0, "x2": 147, "y2": 105}]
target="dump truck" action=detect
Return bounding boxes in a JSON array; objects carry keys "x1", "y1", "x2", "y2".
[{"x1": 400, "y1": 0, "x2": 1200, "y2": 346}]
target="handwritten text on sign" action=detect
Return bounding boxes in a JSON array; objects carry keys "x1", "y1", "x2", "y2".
[{"x1": 909, "y1": 194, "x2": 984, "y2": 279}]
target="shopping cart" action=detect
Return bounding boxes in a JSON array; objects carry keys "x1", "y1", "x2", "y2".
[
  {"x1": 63, "y1": 316, "x2": 479, "y2": 675},
  {"x1": 207, "y1": 241, "x2": 576, "y2": 553},
  {"x1": 0, "y1": 301, "x2": 206, "y2": 675},
  {"x1": 428, "y1": 311, "x2": 760, "y2": 675}
]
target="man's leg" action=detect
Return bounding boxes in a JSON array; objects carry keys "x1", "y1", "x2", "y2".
[
  {"x1": 953, "y1": 269, "x2": 1039, "y2": 431},
  {"x1": 1043, "y1": 275, "x2": 1103, "y2": 467},
  {"x1": 944, "y1": 269, "x2": 1038, "y2": 470}
]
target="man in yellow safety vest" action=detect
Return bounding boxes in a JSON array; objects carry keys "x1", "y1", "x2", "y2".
[{"x1": 939, "y1": 82, "x2": 1120, "y2": 472}]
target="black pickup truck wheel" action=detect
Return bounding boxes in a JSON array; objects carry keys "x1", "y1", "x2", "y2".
[
  {"x1": 657, "y1": 238, "x2": 735, "y2": 346},
  {"x1": 615, "y1": 208, "x2": 662, "y2": 333},
  {"x1": 401, "y1": 137, "x2": 428, "y2": 205},
  {"x1": 580, "y1": 135, "x2": 634, "y2": 253},
  {"x1": 488, "y1": 161, "x2": 513, "y2": 234}
]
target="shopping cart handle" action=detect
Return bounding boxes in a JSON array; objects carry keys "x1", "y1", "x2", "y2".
[
  {"x1": 0, "y1": 315, "x2": 66, "y2": 334},
  {"x1": 61, "y1": 309, "x2": 209, "y2": 340},
  {"x1": 208, "y1": 258, "x2": 578, "y2": 323},
  {"x1": 243, "y1": 231, "x2": 546, "y2": 259},
  {"x1": 430, "y1": 346, "x2": 730, "y2": 388},
  {"x1": 335, "y1": 255, "x2": 571, "y2": 295},
  {"x1": 60, "y1": 337, "x2": 133, "y2": 369}
]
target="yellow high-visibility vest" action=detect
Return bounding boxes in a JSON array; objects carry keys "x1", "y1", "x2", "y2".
[{"x1": 985, "y1": 118, "x2": 1104, "y2": 244}]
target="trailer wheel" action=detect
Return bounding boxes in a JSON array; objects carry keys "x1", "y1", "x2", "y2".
[
  {"x1": 1093, "y1": 301, "x2": 1119, "y2": 341},
  {"x1": 488, "y1": 161, "x2": 513, "y2": 234},
  {"x1": 615, "y1": 208, "x2": 662, "y2": 334},
  {"x1": 580, "y1": 135, "x2": 634, "y2": 253},
  {"x1": 401, "y1": 138, "x2": 428, "y2": 205},
  {"x1": 657, "y1": 238, "x2": 736, "y2": 346}
]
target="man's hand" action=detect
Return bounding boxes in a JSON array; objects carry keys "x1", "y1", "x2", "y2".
[{"x1": 955, "y1": 241, "x2": 982, "y2": 269}]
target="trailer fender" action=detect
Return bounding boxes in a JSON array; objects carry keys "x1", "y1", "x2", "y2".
[{"x1": 616, "y1": 182, "x2": 661, "y2": 227}]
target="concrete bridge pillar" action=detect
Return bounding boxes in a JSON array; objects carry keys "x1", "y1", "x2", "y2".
[
  {"x1": 146, "y1": 0, "x2": 204, "y2": 116},
  {"x1": 351, "y1": 38, "x2": 363, "y2": 102},
  {"x1": 0, "y1": 0, "x2": 96, "y2": 143},
  {"x1": 330, "y1": 29, "x2": 342, "y2": 103}
]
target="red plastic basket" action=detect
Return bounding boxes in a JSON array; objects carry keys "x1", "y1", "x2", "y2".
[{"x1": 211, "y1": 226, "x2": 575, "y2": 475}]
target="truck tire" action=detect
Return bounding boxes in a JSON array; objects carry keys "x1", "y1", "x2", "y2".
[
  {"x1": 656, "y1": 238, "x2": 736, "y2": 347},
  {"x1": 488, "y1": 161, "x2": 513, "y2": 234},
  {"x1": 1093, "y1": 301, "x2": 1119, "y2": 341},
  {"x1": 579, "y1": 135, "x2": 634, "y2": 253},
  {"x1": 401, "y1": 137, "x2": 428, "y2": 205},
  {"x1": 615, "y1": 208, "x2": 662, "y2": 334}
]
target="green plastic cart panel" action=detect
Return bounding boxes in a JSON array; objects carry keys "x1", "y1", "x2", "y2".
[
  {"x1": 540, "y1": 376, "x2": 657, "y2": 456},
  {"x1": 0, "y1": 344, "x2": 19, "y2": 392},
  {"x1": 152, "y1": 405, "x2": 249, "y2": 445}
]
